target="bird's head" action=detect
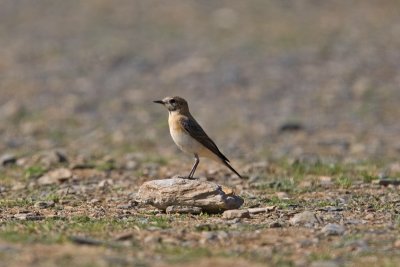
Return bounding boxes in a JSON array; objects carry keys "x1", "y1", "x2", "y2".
[{"x1": 153, "y1": 96, "x2": 189, "y2": 113}]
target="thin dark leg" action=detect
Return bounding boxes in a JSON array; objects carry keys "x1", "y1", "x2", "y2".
[{"x1": 187, "y1": 154, "x2": 199, "y2": 179}]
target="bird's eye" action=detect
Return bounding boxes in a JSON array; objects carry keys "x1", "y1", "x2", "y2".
[{"x1": 169, "y1": 99, "x2": 176, "y2": 105}]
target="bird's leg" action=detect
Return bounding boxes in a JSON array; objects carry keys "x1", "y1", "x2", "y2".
[{"x1": 187, "y1": 154, "x2": 199, "y2": 179}]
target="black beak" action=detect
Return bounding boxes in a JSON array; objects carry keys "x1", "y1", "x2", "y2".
[{"x1": 153, "y1": 100, "x2": 164, "y2": 104}]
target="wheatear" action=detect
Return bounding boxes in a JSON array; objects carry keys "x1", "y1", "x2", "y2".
[{"x1": 154, "y1": 96, "x2": 242, "y2": 179}]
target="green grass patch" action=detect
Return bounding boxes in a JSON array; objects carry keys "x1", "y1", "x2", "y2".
[
  {"x1": 262, "y1": 196, "x2": 303, "y2": 209},
  {"x1": 336, "y1": 176, "x2": 352, "y2": 188},
  {"x1": 0, "y1": 198, "x2": 34, "y2": 208},
  {"x1": 24, "y1": 165, "x2": 46, "y2": 179}
]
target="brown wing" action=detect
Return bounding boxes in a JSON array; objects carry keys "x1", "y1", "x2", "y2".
[{"x1": 180, "y1": 116, "x2": 230, "y2": 163}]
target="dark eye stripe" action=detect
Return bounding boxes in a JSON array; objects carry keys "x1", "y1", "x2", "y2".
[{"x1": 169, "y1": 99, "x2": 176, "y2": 104}]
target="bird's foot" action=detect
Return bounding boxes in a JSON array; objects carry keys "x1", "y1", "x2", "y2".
[{"x1": 175, "y1": 175, "x2": 198, "y2": 180}]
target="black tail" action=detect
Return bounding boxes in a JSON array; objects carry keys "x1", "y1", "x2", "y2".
[{"x1": 223, "y1": 160, "x2": 242, "y2": 178}]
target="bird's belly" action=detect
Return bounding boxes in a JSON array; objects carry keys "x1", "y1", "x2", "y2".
[{"x1": 170, "y1": 129, "x2": 202, "y2": 154}]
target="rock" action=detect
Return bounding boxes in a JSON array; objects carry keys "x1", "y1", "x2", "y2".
[
  {"x1": 269, "y1": 220, "x2": 283, "y2": 228},
  {"x1": 222, "y1": 209, "x2": 250, "y2": 219},
  {"x1": 98, "y1": 179, "x2": 113, "y2": 188},
  {"x1": 321, "y1": 223, "x2": 345, "y2": 236},
  {"x1": 319, "y1": 176, "x2": 333, "y2": 187},
  {"x1": 279, "y1": 122, "x2": 304, "y2": 133},
  {"x1": 137, "y1": 177, "x2": 244, "y2": 213},
  {"x1": 37, "y1": 168, "x2": 72, "y2": 185},
  {"x1": 34, "y1": 201, "x2": 55, "y2": 209},
  {"x1": 393, "y1": 239, "x2": 400, "y2": 248},
  {"x1": 166, "y1": 205, "x2": 202, "y2": 215},
  {"x1": 200, "y1": 231, "x2": 229, "y2": 244},
  {"x1": 0, "y1": 154, "x2": 17, "y2": 166},
  {"x1": 113, "y1": 231, "x2": 134, "y2": 241},
  {"x1": 276, "y1": 192, "x2": 290, "y2": 200},
  {"x1": 89, "y1": 199, "x2": 101, "y2": 204},
  {"x1": 38, "y1": 150, "x2": 68, "y2": 167},
  {"x1": 69, "y1": 236, "x2": 105, "y2": 246},
  {"x1": 14, "y1": 212, "x2": 44, "y2": 221},
  {"x1": 290, "y1": 211, "x2": 321, "y2": 227},
  {"x1": 378, "y1": 178, "x2": 400, "y2": 186},
  {"x1": 143, "y1": 235, "x2": 161, "y2": 244},
  {"x1": 364, "y1": 213, "x2": 374, "y2": 220},
  {"x1": 248, "y1": 206, "x2": 276, "y2": 214}
]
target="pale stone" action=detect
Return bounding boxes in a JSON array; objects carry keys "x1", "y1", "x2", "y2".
[
  {"x1": 137, "y1": 177, "x2": 244, "y2": 213},
  {"x1": 222, "y1": 209, "x2": 250, "y2": 219},
  {"x1": 290, "y1": 211, "x2": 321, "y2": 227},
  {"x1": 37, "y1": 168, "x2": 72, "y2": 185}
]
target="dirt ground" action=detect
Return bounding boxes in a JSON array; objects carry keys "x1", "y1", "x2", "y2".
[{"x1": 1, "y1": 1, "x2": 400, "y2": 266}]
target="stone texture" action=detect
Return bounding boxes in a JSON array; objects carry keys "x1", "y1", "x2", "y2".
[
  {"x1": 137, "y1": 177, "x2": 244, "y2": 213},
  {"x1": 37, "y1": 168, "x2": 72, "y2": 185},
  {"x1": 14, "y1": 212, "x2": 44, "y2": 221},
  {"x1": 34, "y1": 201, "x2": 55, "y2": 209},
  {"x1": 321, "y1": 223, "x2": 345, "y2": 236},
  {"x1": 0, "y1": 154, "x2": 16, "y2": 166},
  {"x1": 222, "y1": 209, "x2": 250, "y2": 219},
  {"x1": 290, "y1": 211, "x2": 321, "y2": 227},
  {"x1": 248, "y1": 206, "x2": 276, "y2": 214}
]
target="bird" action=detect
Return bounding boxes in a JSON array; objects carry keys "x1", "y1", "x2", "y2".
[{"x1": 154, "y1": 96, "x2": 242, "y2": 179}]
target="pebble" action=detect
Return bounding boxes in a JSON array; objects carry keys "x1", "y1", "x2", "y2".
[
  {"x1": 290, "y1": 211, "x2": 320, "y2": 227},
  {"x1": 222, "y1": 209, "x2": 250, "y2": 219},
  {"x1": 113, "y1": 231, "x2": 134, "y2": 241},
  {"x1": 269, "y1": 220, "x2": 283, "y2": 228},
  {"x1": 276, "y1": 192, "x2": 290, "y2": 200},
  {"x1": 34, "y1": 201, "x2": 55, "y2": 209},
  {"x1": 200, "y1": 231, "x2": 229, "y2": 244},
  {"x1": 319, "y1": 176, "x2": 333, "y2": 187},
  {"x1": 364, "y1": 213, "x2": 374, "y2": 220},
  {"x1": 117, "y1": 203, "x2": 133, "y2": 209},
  {"x1": 321, "y1": 223, "x2": 345, "y2": 236},
  {"x1": 0, "y1": 154, "x2": 17, "y2": 166},
  {"x1": 69, "y1": 236, "x2": 104, "y2": 246},
  {"x1": 38, "y1": 150, "x2": 68, "y2": 167},
  {"x1": 378, "y1": 178, "x2": 400, "y2": 186},
  {"x1": 393, "y1": 239, "x2": 400, "y2": 248},
  {"x1": 248, "y1": 206, "x2": 276, "y2": 214},
  {"x1": 37, "y1": 168, "x2": 72, "y2": 185},
  {"x1": 89, "y1": 199, "x2": 101, "y2": 204},
  {"x1": 98, "y1": 179, "x2": 113, "y2": 188},
  {"x1": 14, "y1": 212, "x2": 44, "y2": 221}
]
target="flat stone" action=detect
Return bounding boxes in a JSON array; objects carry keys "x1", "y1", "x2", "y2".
[
  {"x1": 137, "y1": 177, "x2": 244, "y2": 213},
  {"x1": 0, "y1": 154, "x2": 17, "y2": 166},
  {"x1": 222, "y1": 209, "x2": 250, "y2": 219},
  {"x1": 166, "y1": 205, "x2": 202, "y2": 214},
  {"x1": 113, "y1": 231, "x2": 134, "y2": 241},
  {"x1": 321, "y1": 223, "x2": 345, "y2": 236},
  {"x1": 14, "y1": 212, "x2": 44, "y2": 221},
  {"x1": 248, "y1": 206, "x2": 276, "y2": 214},
  {"x1": 269, "y1": 220, "x2": 283, "y2": 228},
  {"x1": 37, "y1": 168, "x2": 72, "y2": 185},
  {"x1": 69, "y1": 236, "x2": 104, "y2": 246},
  {"x1": 378, "y1": 178, "x2": 400, "y2": 186},
  {"x1": 34, "y1": 201, "x2": 55, "y2": 209},
  {"x1": 290, "y1": 211, "x2": 321, "y2": 227}
]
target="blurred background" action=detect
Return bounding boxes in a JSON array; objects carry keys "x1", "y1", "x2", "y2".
[{"x1": 1, "y1": 0, "x2": 400, "y2": 163}]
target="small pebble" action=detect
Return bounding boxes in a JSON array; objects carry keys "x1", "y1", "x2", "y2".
[
  {"x1": 222, "y1": 209, "x2": 250, "y2": 219},
  {"x1": 34, "y1": 201, "x2": 55, "y2": 209},
  {"x1": 321, "y1": 223, "x2": 345, "y2": 236}
]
